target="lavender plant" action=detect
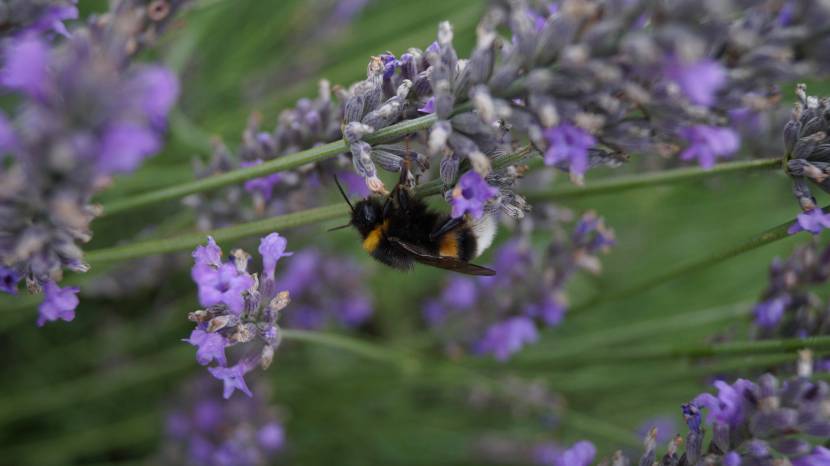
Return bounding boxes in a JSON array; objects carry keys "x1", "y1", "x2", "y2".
[
  {"x1": 0, "y1": 0, "x2": 185, "y2": 324},
  {"x1": 424, "y1": 211, "x2": 614, "y2": 361},
  {"x1": 186, "y1": 234, "x2": 291, "y2": 398},
  {"x1": 162, "y1": 375, "x2": 286, "y2": 465}
]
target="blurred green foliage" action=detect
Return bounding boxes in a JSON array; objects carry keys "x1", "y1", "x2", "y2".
[{"x1": 0, "y1": 1, "x2": 825, "y2": 465}]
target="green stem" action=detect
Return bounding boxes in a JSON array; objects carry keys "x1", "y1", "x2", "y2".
[
  {"x1": 86, "y1": 204, "x2": 348, "y2": 265},
  {"x1": 281, "y1": 329, "x2": 420, "y2": 373},
  {"x1": 100, "y1": 114, "x2": 438, "y2": 216},
  {"x1": 517, "y1": 301, "x2": 752, "y2": 363},
  {"x1": 548, "y1": 335, "x2": 830, "y2": 366},
  {"x1": 524, "y1": 158, "x2": 783, "y2": 202}
]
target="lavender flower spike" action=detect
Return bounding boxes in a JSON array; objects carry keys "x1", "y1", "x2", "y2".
[{"x1": 186, "y1": 235, "x2": 292, "y2": 398}]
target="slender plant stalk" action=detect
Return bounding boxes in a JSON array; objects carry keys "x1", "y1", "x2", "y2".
[
  {"x1": 100, "y1": 114, "x2": 439, "y2": 216},
  {"x1": 534, "y1": 335, "x2": 830, "y2": 367},
  {"x1": 281, "y1": 329, "x2": 420, "y2": 373},
  {"x1": 517, "y1": 301, "x2": 752, "y2": 363},
  {"x1": 524, "y1": 158, "x2": 783, "y2": 202}
]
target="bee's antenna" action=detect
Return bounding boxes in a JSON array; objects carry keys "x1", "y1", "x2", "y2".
[
  {"x1": 327, "y1": 223, "x2": 352, "y2": 232},
  {"x1": 333, "y1": 175, "x2": 355, "y2": 212}
]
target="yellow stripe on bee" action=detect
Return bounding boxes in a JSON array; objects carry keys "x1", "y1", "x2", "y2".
[
  {"x1": 438, "y1": 233, "x2": 459, "y2": 258},
  {"x1": 362, "y1": 220, "x2": 389, "y2": 253}
]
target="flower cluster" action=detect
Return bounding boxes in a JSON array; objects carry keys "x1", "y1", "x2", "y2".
[
  {"x1": 784, "y1": 84, "x2": 830, "y2": 236},
  {"x1": 752, "y1": 241, "x2": 830, "y2": 372},
  {"x1": 186, "y1": 234, "x2": 291, "y2": 399},
  {"x1": 423, "y1": 211, "x2": 614, "y2": 361},
  {"x1": 276, "y1": 248, "x2": 373, "y2": 330},
  {"x1": 599, "y1": 366, "x2": 830, "y2": 466},
  {"x1": 163, "y1": 375, "x2": 286, "y2": 466},
  {"x1": 0, "y1": 1, "x2": 184, "y2": 324},
  {"x1": 185, "y1": 82, "x2": 362, "y2": 231},
  {"x1": 0, "y1": 1, "x2": 78, "y2": 37}
]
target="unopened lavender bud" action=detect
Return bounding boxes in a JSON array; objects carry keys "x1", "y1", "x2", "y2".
[
  {"x1": 371, "y1": 149, "x2": 403, "y2": 172},
  {"x1": 188, "y1": 310, "x2": 210, "y2": 323},
  {"x1": 261, "y1": 344, "x2": 275, "y2": 370},
  {"x1": 208, "y1": 315, "x2": 232, "y2": 332},
  {"x1": 269, "y1": 290, "x2": 291, "y2": 313},
  {"x1": 350, "y1": 141, "x2": 376, "y2": 179},
  {"x1": 233, "y1": 323, "x2": 257, "y2": 343},
  {"x1": 471, "y1": 86, "x2": 496, "y2": 124},
  {"x1": 344, "y1": 93, "x2": 365, "y2": 124},
  {"x1": 638, "y1": 427, "x2": 656, "y2": 466},
  {"x1": 468, "y1": 151, "x2": 491, "y2": 176},
  {"x1": 798, "y1": 349, "x2": 813, "y2": 378},
  {"x1": 231, "y1": 248, "x2": 251, "y2": 273},
  {"x1": 429, "y1": 121, "x2": 452, "y2": 155},
  {"x1": 440, "y1": 153, "x2": 460, "y2": 185},
  {"x1": 366, "y1": 175, "x2": 387, "y2": 194},
  {"x1": 437, "y1": 20, "x2": 453, "y2": 45},
  {"x1": 343, "y1": 122, "x2": 374, "y2": 144}
]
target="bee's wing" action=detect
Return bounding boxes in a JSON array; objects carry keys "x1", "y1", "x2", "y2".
[{"x1": 388, "y1": 237, "x2": 496, "y2": 276}]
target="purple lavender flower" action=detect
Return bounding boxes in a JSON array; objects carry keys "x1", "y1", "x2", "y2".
[
  {"x1": 36, "y1": 281, "x2": 79, "y2": 326},
  {"x1": 450, "y1": 171, "x2": 499, "y2": 219},
  {"x1": 0, "y1": 267, "x2": 21, "y2": 294},
  {"x1": 418, "y1": 96, "x2": 435, "y2": 114},
  {"x1": 477, "y1": 316, "x2": 539, "y2": 361},
  {"x1": 678, "y1": 125, "x2": 740, "y2": 169},
  {"x1": 788, "y1": 208, "x2": 830, "y2": 235},
  {"x1": 208, "y1": 363, "x2": 254, "y2": 399},
  {"x1": 0, "y1": 6, "x2": 181, "y2": 318},
  {"x1": 792, "y1": 447, "x2": 830, "y2": 466},
  {"x1": 1, "y1": 34, "x2": 51, "y2": 99},
  {"x1": 241, "y1": 160, "x2": 283, "y2": 202},
  {"x1": 723, "y1": 451, "x2": 742, "y2": 466},
  {"x1": 184, "y1": 329, "x2": 228, "y2": 367},
  {"x1": 192, "y1": 262, "x2": 254, "y2": 315},
  {"x1": 663, "y1": 57, "x2": 726, "y2": 107},
  {"x1": 277, "y1": 249, "x2": 373, "y2": 330},
  {"x1": 753, "y1": 295, "x2": 790, "y2": 328},
  {"x1": 692, "y1": 379, "x2": 755, "y2": 428},
  {"x1": 186, "y1": 236, "x2": 291, "y2": 398},
  {"x1": 259, "y1": 233, "x2": 292, "y2": 280},
  {"x1": 542, "y1": 123, "x2": 596, "y2": 176},
  {"x1": 425, "y1": 212, "x2": 613, "y2": 361},
  {"x1": 555, "y1": 441, "x2": 595, "y2": 466}
]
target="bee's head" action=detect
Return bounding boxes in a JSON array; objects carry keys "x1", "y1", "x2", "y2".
[
  {"x1": 330, "y1": 175, "x2": 383, "y2": 237},
  {"x1": 350, "y1": 198, "x2": 384, "y2": 236}
]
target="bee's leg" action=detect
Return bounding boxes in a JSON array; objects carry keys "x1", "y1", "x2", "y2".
[{"x1": 430, "y1": 216, "x2": 464, "y2": 240}]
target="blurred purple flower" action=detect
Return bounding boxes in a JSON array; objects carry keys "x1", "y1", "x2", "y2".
[
  {"x1": 555, "y1": 441, "x2": 596, "y2": 466},
  {"x1": 792, "y1": 446, "x2": 830, "y2": 466},
  {"x1": 693, "y1": 379, "x2": 755, "y2": 428},
  {"x1": 478, "y1": 316, "x2": 539, "y2": 361},
  {"x1": 418, "y1": 96, "x2": 435, "y2": 114},
  {"x1": 753, "y1": 295, "x2": 790, "y2": 328},
  {"x1": 788, "y1": 208, "x2": 830, "y2": 235},
  {"x1": 36, "y1": 281, "x2": 79, "y2": 326},
  {"x1": 129, "y1": 66, "x2": 180, "y2": 127},
  {"x1": 450, "y1": 171, "x2": 499, "y2": 219},
  {"x1": 24, "y1": 2, "x2": 78, "y2": 37},
  {"x1": 1, "y1": 34, "x2": 51, "y2": 99},
  {"x1": 678, "y1": 125, "x2": 740, "y2": 169},
  {"x1": 663, "y1": 57, "x2": 726, "y2": 107},
  {"x1": 723, "y1": 451, "x2": 742, "y2": 466},
  {"x1": 542, "y1": 123, "x2": 596, "y2": 176},
  {"x1": 241, "y1": 160, "x2": 283, "y2": 202},
  {"x1": 98, "y1": 123, "x2": 161, "y2": 174},
  {"x1": 0, "y1": 267, "x2": 20, "y2": 294}
]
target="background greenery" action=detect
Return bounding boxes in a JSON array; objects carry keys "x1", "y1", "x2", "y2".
[{"x1": 0, "y1": 1, "x2": 822, "y2": 464}]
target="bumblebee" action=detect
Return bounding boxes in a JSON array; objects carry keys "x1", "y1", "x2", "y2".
[{"x1": 333, "y1": 168, "x2": 496, "y2": 276}]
